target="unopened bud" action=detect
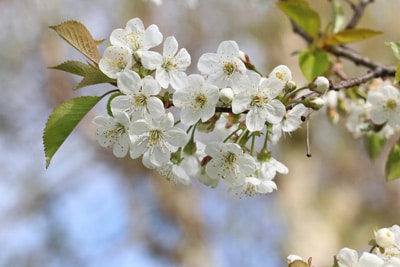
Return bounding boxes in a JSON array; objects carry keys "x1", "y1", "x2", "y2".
[
  {"x1": 219, "y1": 87, "x2": 234, "y2": 105},
  {"x1": 304, "y1": 97, "x2": 325, "y2": 110},
  {"x1": 310, "y1": 76, "x2": 330, "y2": 94},
  {"x1": 375, "y1": 228, "x2": 396, "y2": 249},
  {"x1": 239, "y1": 50, "x2": 250, "y2": 64},
  {"x1": 285, "y1": 80, "x2": 297, "y2": 92}
]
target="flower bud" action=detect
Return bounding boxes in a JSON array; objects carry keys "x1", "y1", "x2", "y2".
[
  {"x1": 285, "y1": 80, "x2": 297, "y2": 92},
  {"x1": 239, "y1": 50, "x2": 250, "y2": 64},
  {"x1": 375, "y1": 228, "x2": 396, "y2": 248},
  {"x1": 310, "y1": 76, "x2": 330, "y2": 94},
  {"x1": 304, "y1": 97, "x2": 325, "y2": 110},
  {"x1": 219, "y1": 87, "x2": 234, "y2": 105}
]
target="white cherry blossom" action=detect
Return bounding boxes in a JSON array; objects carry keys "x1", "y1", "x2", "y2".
[
  {"x1": 99, "y1": 45, "x2": 134, "y2": 79},
  {"x1": 197, "y1": 40, "x2": 247, "y2": 91},
  {"x1": 172, "y1": 74, "x2": 219, "y2": 125},
  {"x1": 129, "y1": 113, "x2": 189, "y2": 167},
  {"x1": 232, "y1": 72, "x2": 286, "y2": 132},
  {"x1": 154, "y1": 161, "x2": 192, "y2": 185},
  {"x1": 92, "y1": 111, "x2": 132, "y2": 158},
  {"x1": 270, "y1": 104, "x2": 308, "y2": 143},
  {"x1": 205, "y1": 142, "x2": 256, "y2": 186},
  {"x1": 259, "y1": 157, "x2": 288, "y2": 180},
  {"x1": 367, "y1": 84, "x2": 400, "y2": 129},
  {"x1": 229, "y1": 176, "x2": 277, "y2": 196},
  {"x1": 141, "y1": 36, "x2": 191, "y2": 89},
  {"x1": 110, "y1": 17, "x2": 163, "y2": 55},
  {"x1": 336, "y1": 248, "x2": 384, "y2": 267},
  {"x1": 112, "y1": 70, "x2": 164, "y2": 120}
]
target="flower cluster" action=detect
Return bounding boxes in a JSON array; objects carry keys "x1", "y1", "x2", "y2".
[
  {"x1": 287, "y1": 225, "x2": 400, "y2": 267},
  {"x1": 325, "y1": 79, "x2": 400, "y2": 139},
  {"x1": 93, "y1": 17, "x2": 325, "y2": 195}
]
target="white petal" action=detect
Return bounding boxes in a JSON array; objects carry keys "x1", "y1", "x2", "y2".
[
  {"x1": 197, "y1": 53, "x2": 219, "y2": 74},
  {"x1": 141, "y1": 51, "x2": 163, "y2": 70},
  {"x1": 143, "y1": 24, "x2": 163, "y2": 50},
  {"x1": 164, "y1": 128, "x2": 189, "y2": 147},
  {"x1": 146, "y1": 97, "x2": 165, "y2": 118},
  {"x1": 156, "y1": 68, "x2": 171, "y2": 88},
  {"x1": 336, "y1": 248, "x2": 358, "y2": 267},
  {"x1": 175, "y1": 48, "x2": 191, "y2": 69},
  {"x1": 163, "y1": 36, "x2": 179, "y2": 58},
  {"x1": 141, "y1": 76, "x2": 161, "y2": 95},
  {"x1": 117, "y1": 70, "x2": 141, "y2": 94},
  {"x1": 169, "y1": 71, "x2": 188, "y2": 90},
  {"x1": 265, "y1": 100, "x2": 286, "y2": 124}
]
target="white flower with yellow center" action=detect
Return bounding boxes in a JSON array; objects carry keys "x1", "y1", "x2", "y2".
[
  {"x1": 99, "y1": 45, "x2": 134, "y2": 79},
  {"x1": 270, "y1": 104, "x2": 308, "y2": 143},
  {"x1": 141, "y1": 36, "x2": 191, "y2": 89},
  {"x1": 232, "y1": 72, "x2": 286, "y2": 132},
  {"x1": 197, "y1": 40, "x2": 247, "y2": 92},
  {"x1": 92, "y1": 111, "x2": 131, "y2": 158},
  {"x1": 367, "y1": 85, "x2": 400, "y2": 128},
  {"x1": 110, "y1": 17, "x2": 163, "y2": 55},
  {"x1": 172, "y1": 74, "x2": 219, "y2": 126},
  {"x1": 205, "y1": 142, "x2": 256, "y2": 186},
  {"x1": 129, "y1": 113, "x2": 189, "y2": 167},
  {"x1": 111, "y1": 70, "x2": 164, "y2": 120}
]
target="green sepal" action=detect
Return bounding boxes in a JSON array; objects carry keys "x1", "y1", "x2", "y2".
[
  {"x1": 43, "y1": 96, "x2": 102, "y2": 168},
  {"x1": 386, "y1": 140, "x2": 400, "y2": 181}
]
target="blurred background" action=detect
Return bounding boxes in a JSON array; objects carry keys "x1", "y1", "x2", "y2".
[{"x1": 0, "y1": 0, "x2": 399, "y2": 266}]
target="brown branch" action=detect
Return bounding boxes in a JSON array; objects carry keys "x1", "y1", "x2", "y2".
[
  {"x1": 346, "y1": 0, "x2": 375, "y2": 29},
  {"x1": 330, "y1": 66, "x2": 396, "y2": 90}
]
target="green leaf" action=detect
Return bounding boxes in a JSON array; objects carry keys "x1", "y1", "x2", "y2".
[
  {"x1": 43, "y1": 96, "x2": 101, "y2": 168},
  {"x1": 394, "y1": 61, "x2": 400, "y2": 85},
  {"x1": 276, "y1": 1, "x2": 321, "y2": 39},
  {"x1": 386, "y1": 140, "x2": 400, "y2": 181},
  {"x1": 325, "y1": 28, "x2": 382, "y2": 46},
  {"x1": 299, "y1": 50, "x2": 330, "y2": 82},
  {"x1": 50, "y1": 60, "x2": 97, "y2": 77},
  {"x1": 50, "y1": 20, "x2": 101, "y2": 64},
  {"x1": 73, "y1": 70, "x2": 115, "y2": 90},
  {"x1": 386, "y1": 41, "x2": 400, "y2": 60},
  {"x1": 330, "y1": 0, "x2": 345, "y2": 33},
  {"x1": 364, "y1": 133, "x2": 386, "y2": 160}
]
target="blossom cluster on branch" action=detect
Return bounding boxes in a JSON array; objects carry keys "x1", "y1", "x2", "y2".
[
  {"x1": 92, "y1": 17, "x2": 328, "y2": 195},
  {"x1": 288, "y1": 225, "x2": 400, "y2": 267}
]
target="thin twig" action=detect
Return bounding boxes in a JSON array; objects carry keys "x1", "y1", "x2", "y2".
[{"x1": 346, "y1": 0, "x2": 374, "y2": 29}]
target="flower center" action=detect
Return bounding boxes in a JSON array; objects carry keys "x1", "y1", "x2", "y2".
[
  {"x1": 162, "y1": 59, "x2": 177, "y2": 72},
  {"x1": 250, "y1": 94, "x2": 269, "y2": 108},
  {"x1": 106, "y1": 123, "x2": 125, "y2": 139},
  {"x1": 134, "y1": 93, "x2": 147, "y2": 106},
  {"x1": 149, "y1": 129, "x2": 162, "y2": 146},
  {"x1": 385, "y1": 98, "x2": 397, "y2": 111},
  {"x1": 223, "y1": 62, "x2": 237, "y2": 76},
  {"x1": 223, "y1": 152, "x2": 237, "y2": 165},
  {"x1": 194, "y1": 93, "x2": 208, "y2": 109}
]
